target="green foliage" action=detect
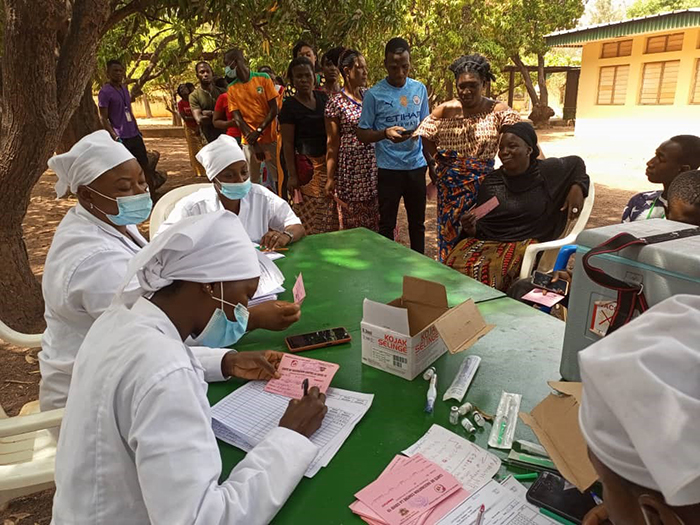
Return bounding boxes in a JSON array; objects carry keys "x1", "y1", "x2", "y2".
[
  {"x1": 585, "y1": 0, "x2": 626, "y2": 25},
  {"x1": 627, "y1": 0, "x2": 697, "y2": 17}
]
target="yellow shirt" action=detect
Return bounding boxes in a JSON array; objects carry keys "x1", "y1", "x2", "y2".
[{"x1": 227, "y1": 73, "x2": 278, "y2": 145}]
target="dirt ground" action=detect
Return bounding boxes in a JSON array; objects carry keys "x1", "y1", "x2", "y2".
[{"x1": 0, "y1": 125, "x2": 641, "y2": 523}]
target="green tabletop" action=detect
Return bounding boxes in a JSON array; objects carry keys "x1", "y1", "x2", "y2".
[{"x1": 208, "y1": 231, "x2": 565, "y2": 524}]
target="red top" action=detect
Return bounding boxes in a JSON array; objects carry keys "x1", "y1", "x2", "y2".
[
  {"x1": 215, "y1": 93, "x2": 242, "y2": 138},
  {"x1": 177, "y1": 99, "x2": 198, "y2": 129}
]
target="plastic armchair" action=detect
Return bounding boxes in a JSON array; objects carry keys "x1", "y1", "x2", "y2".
[
  {"x1": 0, "y1": 320, "x2": 42, "y2": 348},
  {"x1": 0, "y1": 404, "x2": 64, "y2": 509},
  {"x1": 519, "y1": 182, "x2": 595, "y2": 281},
  {"x1": 149, "y1": 183, "x2": 209, "y2": 235}
]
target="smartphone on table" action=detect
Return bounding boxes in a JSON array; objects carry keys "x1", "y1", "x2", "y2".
[
  {"x1": 285, "y1": 327, "x2": 351, "y2": 353},
  {"x1": 533, "y1": 270, "x2": 570, "y2": 296},
  {"x1": 526, "y1": 471, "x2": 598, "y2": 524}
]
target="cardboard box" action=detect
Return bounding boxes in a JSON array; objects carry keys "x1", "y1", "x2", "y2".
[
  {"x1": 519, "y1": 381, "x2": 598, "y2": 491},
  {"x1": 360, "y1": 276, "x2": 493, "y2": 380}
]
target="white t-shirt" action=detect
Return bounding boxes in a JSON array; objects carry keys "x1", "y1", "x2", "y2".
[{"x1": 156, "y1": 184, "x2": 301, "y2": 242}]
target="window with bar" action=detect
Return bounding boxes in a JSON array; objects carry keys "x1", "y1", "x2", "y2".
[
  {"x1": 597, "y1": 65, "x2": 630, "y2": 105},
  {"x1": 601, "y1": 40, "x2": 633, "y2": 58},
  {"x1": 645, "y1": 33, "x2": 684, "y2": 54},
  {"x1": 639, "y1": 60, "x2": 680, "y2": 105}
]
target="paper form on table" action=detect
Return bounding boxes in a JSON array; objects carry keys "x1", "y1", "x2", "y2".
[
  {"x1": 522, "y1": 289, "x2": 566, "y2": 307},
  {"x1": 212, "y1": 381, "x2": 373, "y2": 478},
  {"x1": 293, "y1": 273, "x2": 306, "y2": 305},
  {"x1": 436, "y1": 477, "x2": 560, "y2": 525},
  {"x1": 264, "y1": 353, "x2": 339, "y2": 399},
  {"x1": 402, "y1": 424, "x2": 501, "y2": 494},
  {"x1": 355, "y1": 454, "x2": 461, "y2": 525},
  {"x1": 471, "y1": 196, "x2": 499, "y2": 220}
]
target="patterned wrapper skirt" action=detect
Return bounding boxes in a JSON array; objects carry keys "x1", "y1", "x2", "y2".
[
  {"x1": 293, "y1": 155, "x2": 340, "y2": 235},
  {"x1": 338, "y1": 198, "x2": 379, "y2": 232},
  {"x1": 436, "y1": 152, "x2": 494, "y2": 262},
  {"x1": 445, "y1": 238, "x2": 536, "y2": 292}
]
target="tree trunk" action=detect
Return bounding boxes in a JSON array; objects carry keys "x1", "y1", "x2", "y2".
[
  {"x1": 510, "y1": 54, "x2": 554, "y2": 128},
  {"x1": 59, "y1": 81, "x2": 102, "y2": 153},
  {"x1": 143, "y1": 93, "x2": 153, "y2": 118},
  {"x1": 511, "y1": 55, "x2": 539, "y2": 106},
  {"x1": 0, "y1": 0, "x2": 111, "y2": 331}
]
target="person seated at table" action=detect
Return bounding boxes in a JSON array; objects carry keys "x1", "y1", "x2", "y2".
[
  {"x1": 52, "y1": 210, "x2": 328, "y2": 524},
  {"x1": 666, "y1": 169, "x2": 700, "y2": 227},
  {"x1": 579, "y1": 294, "x2": 700, "y2": 525},
  {"x1": 445, "y1": 122, "x2": 589, "y2": 291},
  {"x1": 156, "y1": 134, "x2": 305, "y2": 250},
  {"x1": 41, "y1": 132, "x2": 301, "y2": 413},
  {"x1": 622, "y1": 135, "x2": 700, "y2": 223}
]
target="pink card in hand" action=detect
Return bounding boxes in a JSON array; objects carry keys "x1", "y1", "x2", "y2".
[
  {"x1": 293, "y1": 273, "x2": 306, "y2": 305},
  {"x1": 264, "y1": 353, "x2": 339, "y2": 399},
  {"x1": 293, "y1": 189, "x2": 303, "y2": 204},
  {"x1": 522, "y1": 288, "x2": 566, "y2": 307},
  {"x1": 471, "y1": 196, "x2": 499, "y2": 220}
]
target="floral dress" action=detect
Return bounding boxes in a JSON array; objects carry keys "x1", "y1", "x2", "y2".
[{"x1": 325, "y1": 90, "x2": 379, "y2": 231}]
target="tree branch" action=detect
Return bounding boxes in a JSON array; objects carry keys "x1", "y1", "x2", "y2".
[{"x1": 105, "y1": 0, "x2": 154, "y2": 33}]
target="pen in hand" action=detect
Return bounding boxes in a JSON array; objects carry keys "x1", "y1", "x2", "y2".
[{"x1": 302, "y1": 378, "x2": 309, "y2": 397}]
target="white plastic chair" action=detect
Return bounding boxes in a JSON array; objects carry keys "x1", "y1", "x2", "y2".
[
  {"x1": 519, "y1": 182, "x2": 596, "y2": 280},
  {"x1": 0, "y1": 320, "x2": 42, "y2": 348},
  {"x1": 0, "y1": 402, "x2": 63, "y2": 509},
  {"x1": 149, "y1": 183, "x2": 209, "y2": 235}
]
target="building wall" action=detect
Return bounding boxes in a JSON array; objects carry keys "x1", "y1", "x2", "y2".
[{"x1": 575, "y1": 27, "x2": 700, "y2": 144}]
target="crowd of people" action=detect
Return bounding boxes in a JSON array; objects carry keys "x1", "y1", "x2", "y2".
[{"x1": 39, "y1": 34, "x2": 700, "y2": 524}]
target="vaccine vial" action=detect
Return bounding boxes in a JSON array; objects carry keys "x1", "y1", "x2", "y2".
[
  {"x1": 473, "y1": 412, "x2": 486, "y2": 428},
  {"x1": 461, "y1": 417, "x2": 476, "y2": 433},
  {"x1": 423, "y1": 367, "x2": 436, "y2": 381},
  {"x1": 449, "y1": 406, "x2": 459, "y2": 425},
  {"x1": 458, "y1": 402, "x2": 474, "y2": 416}
]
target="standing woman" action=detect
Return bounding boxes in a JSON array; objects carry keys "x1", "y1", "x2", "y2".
[
  {"x1": 280, "y1": 57, "x2": 338, "y2": 234},
  {"x1": 177, "y1": 83, "x2": 206, "y2": 177},
  {"x1": 320, "y1": 46, "x2": 345, "y2": 96},
  {"x1": 418, "y1": 54, "x2": 520, "y2": 262},
  {"x1": 325, "y1": 49, "x2": 379, "y2": 231}
]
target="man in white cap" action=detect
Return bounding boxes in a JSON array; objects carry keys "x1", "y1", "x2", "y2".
[
  {"x1": 40, "y1": 129, "x2": 152, "y2": 411},
  {"x1": 52, "y1": 210, "x2": 328, "y2": 524},
  {"x1": 579, "y1": 294, "x2": 700, "y2": 525},
  {"x1": 156, "y1": 134, "x2": 305, "y2": 250},
  {"x1": 41, "y1": 131, "x2": 301, "y2": 414}
]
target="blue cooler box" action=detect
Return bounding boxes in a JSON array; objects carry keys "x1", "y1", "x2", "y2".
[{"x1": 561, "y1": 219, "x2": 700, "y2": 380}]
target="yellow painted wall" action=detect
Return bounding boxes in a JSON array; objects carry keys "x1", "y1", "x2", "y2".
[{"x1": 575, "y1": 27, "x2": 700, "y2": 143}]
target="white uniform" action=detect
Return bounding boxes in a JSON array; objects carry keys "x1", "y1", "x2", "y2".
[
  {"x1": 155, "y1": 185, "x2": 301, "y2": 243},
  {"x1": 39, "y1": 204, "x2": 227, "y2": 411},
  {"x1": 52, "y1": 297, "x2": 317, "y2": 524}
]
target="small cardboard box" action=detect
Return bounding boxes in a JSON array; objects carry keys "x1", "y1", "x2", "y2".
[
  {"x1": 519, "y1": 381, "x2": 598, "y2": 491},
  {"x1": 360, "y1": 276, "x2": 493, "y2": 380}
]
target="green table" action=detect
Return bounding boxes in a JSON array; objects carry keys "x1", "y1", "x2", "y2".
[{"x1": 208, "y1": 230, "x2": 565, "y2": 524}]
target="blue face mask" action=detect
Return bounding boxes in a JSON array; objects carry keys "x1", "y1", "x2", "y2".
[
  {"x1": 87, "y1": 187, "x2": 152, "y2": 226},
  {"x1": 225, "y1": 66, "x2": 237, "y2": 80},
  {"x1": 216, "y1": 178, "x2": 252, "y2": 201},
  {"x1": 191, "y1": 283, "x2": 249, "y2": 348}
]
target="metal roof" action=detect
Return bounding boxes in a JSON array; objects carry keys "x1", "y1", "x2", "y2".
[{"x1": 545, "y1": 9, "x2": 700, "y2": 47}]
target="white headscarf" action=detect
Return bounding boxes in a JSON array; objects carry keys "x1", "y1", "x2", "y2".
[
  {"x1": 196, "y1": 134, "x2": 247, "y2": 181},
  {"x1": 49, "y1": 130, "x2": 135, "y2": 198},
  {"x1": 579, "y1": 294, "x2": 700, "y2": 507},
  {"x1": 115, "y1": 209, "x2": 260, "y2": 307}
]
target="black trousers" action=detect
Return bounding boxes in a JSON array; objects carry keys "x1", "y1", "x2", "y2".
[
  {"x1": 378, "y1": 167, "x2": 427, "y2": 254},
  {"x1": 121, "y1": 135, "x2": 160, "y2": 194}
]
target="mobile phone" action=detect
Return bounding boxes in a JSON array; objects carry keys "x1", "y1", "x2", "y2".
[
  {"x1": 400, "y1": 128, "x2": 416, "y2": 136},
  {"x1": 526, "y1": 471, "x2": 597, "y2": 524},
  {"x1": 285, "y1": 327, "x2": 351, "y2": 353},
  {"x1": 532, "y1": 271, "x2": 570, "y2": 296}
]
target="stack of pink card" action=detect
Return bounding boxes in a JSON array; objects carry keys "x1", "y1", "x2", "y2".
[{"x1": 349, "y1": 454, "x2": 468, "y2": 525}]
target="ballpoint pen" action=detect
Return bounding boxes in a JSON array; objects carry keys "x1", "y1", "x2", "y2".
[{"x1": 475, "y1": 504, "x2": 485, "y2": 525}]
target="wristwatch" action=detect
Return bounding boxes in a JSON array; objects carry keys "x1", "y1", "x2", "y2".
[
  {"x1": 281, "y1": 230, "x2": 294, "y2": 243},
  {"x1": 256, "y1": 127, "x2": 263, "y2": 134}
]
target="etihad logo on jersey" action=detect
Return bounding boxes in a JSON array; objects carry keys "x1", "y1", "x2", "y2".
[{"x1": 385, "y1": 112, "x2": 421, "y2": 123}]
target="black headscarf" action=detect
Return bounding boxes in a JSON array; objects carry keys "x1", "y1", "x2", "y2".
[{"x1": 501, "y1": 122, "x2": 540, "y2": 161}]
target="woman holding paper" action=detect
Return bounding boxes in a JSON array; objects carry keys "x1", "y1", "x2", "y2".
[
  {"x1": 52, "y1": 210, "x2": 328, "y2": 524},
  {"x1": 417, "y1": 54, "x2": 520, "y2": 262},
  {"x1": 445, "y1": 122, "x2": 589, "y2": 291}
]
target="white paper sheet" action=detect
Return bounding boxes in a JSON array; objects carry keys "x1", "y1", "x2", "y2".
[
  {"x1": 436, "y1": 477, "x2": 560, "y2": 525},
  {"x1": 212, "y1": 381, "x2": 373, "y2": 477},
  {"x1": 403, "y1": 424, "x2": 501, "y2": 494}
]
